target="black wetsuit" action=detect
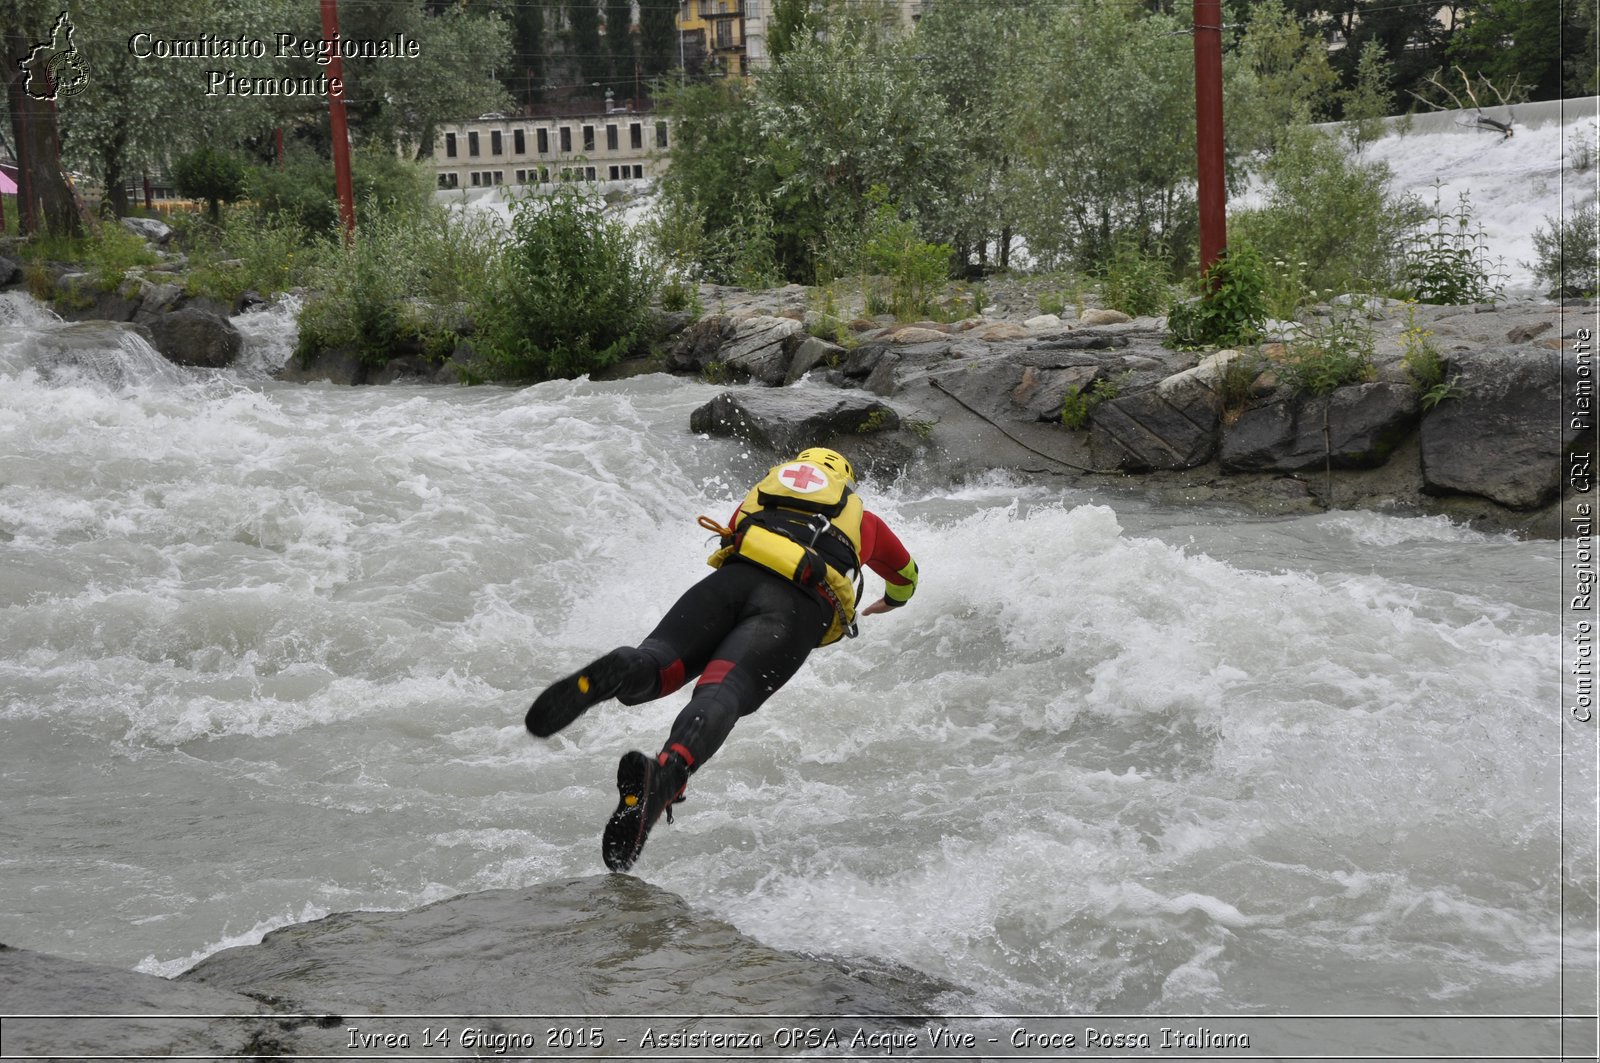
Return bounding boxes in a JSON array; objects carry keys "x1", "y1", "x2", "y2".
[{"x1": 612, "y1": 559, "x2": 832, "y2": 770}]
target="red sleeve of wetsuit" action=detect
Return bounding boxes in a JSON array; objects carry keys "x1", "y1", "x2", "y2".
[{"x1": 859, "y1": 510, "x2": 918, "y2": 607}]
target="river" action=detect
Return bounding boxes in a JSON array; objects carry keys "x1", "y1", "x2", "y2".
[{"x1": 0, "y1": 293, "x2": 1592, "y2": 1057}]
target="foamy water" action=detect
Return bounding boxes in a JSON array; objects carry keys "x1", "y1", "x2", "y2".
[{"x1": 0, "y1": 292, "x2": 1588, "y2": 1056}]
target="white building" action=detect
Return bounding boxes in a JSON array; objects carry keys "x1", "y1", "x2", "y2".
[{"x1": 431, "y1": 111, "x2": 672, "y2": 191}]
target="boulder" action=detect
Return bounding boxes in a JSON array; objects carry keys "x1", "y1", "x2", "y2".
[
  {"x1": 977, "y1": 321, "x2": 1031, "y2": 341},
  {"x1": 0, "y1": 255, "x2": 20, "y2": 288},
  {"x1": 784, "y1": 334, "x2": 847, "y2": 384},
  {"x1": 891, "y1": 326, "x2": 948, "y2": 345},
  {"x1": 663, "y1": 313, "x2": 807, "y2": 385},
  {"x1": 23, "y1": 321, "x2": 188, "y2": 389},
  {"x1": 145, "y1": 307, "x2": 244, "y2": 369},
  {"x1": 54, "y1": 272, "x2": 143, "y2": 322},
  {"x1": 183, "y1": 877, "x2": 931, "y2": 1018},
  {"x1": 1024, "y1": 313, "x2": 1064, "y2": 331},
  {"x1": 131, "y1": 280, "x2": 184, "y2": 324},
  {"x1": 1421, "y1": 345, "x2": 1581, "y2": 509},
  {"x1": 689, "y1": 387, "x2": 922, "y2": 476},
  {"x1": 1088, "y1": 354, "x2": 1241, "y2": 471},
  {"x1": 120, "y1": 216, "x2": 174, "y2": 245},
  {"x1": 278, "y1": 345, "x2": 367, "y2": 385},
  {"x1": 1222, "y1": 383, "x2": 1420, "y2": 473},
  {"x1": 1079, "y1": 307, "x2": 1132, "y2": 326},
  {"x1": 718, "y1": 314, "x2": 804, "y2": 385}
]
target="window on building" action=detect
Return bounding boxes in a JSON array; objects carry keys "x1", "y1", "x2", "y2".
[
  {"x1": 445, "y1": 132, "x2": 458, "y2": 158},
  {"x1": 493, "y1": 171, "x2": 504, "y2": 184},
  {"x1": 606, "y1": 125, "x2": 619, "y2": 151},
  {"x1": 537, "y1": 128, "x2": 549, "y2": 154},
  {"x1": 514, "y1": 129, "x2": 526, "y2": 154},
  {"x1": 491, "y1": 130, "x2": 503, "y2": 155},
  {"x1": 560, "y1": 127, "x2": 572, "y2": 153},
  {"x1": 608, "y1": 165, "x2": 619, "y2": 181},
  {"x1": 715, "y1": 18, "x2": 733, "y2": 49},
  {"x1": 585, "y1": 166, "x2": 596, "y2": 181},
  {"x1": 632, "y1": 164, "x2": 643, "y2": 179},
  {"x1": 470, "y1": 172, "x2": 482, "y2": 187},
  {"x1": 630, "y1": 123, "x2": 642, "y2": 150},
  {"x1": 468, "y1": 131, "x2": 480, "y2": 156},
  {"x1": 655, "y1": 121, "x2": 668, "y2": 149},
  {"x1": 582, "y1": 125, "x2": 595, "y2": 153}
]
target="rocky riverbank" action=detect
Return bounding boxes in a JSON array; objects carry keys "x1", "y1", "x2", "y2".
[
  {"x1": 623, "y1": 283, "x2": 1592, "y2": 540},
  {"x1": 5, "y1": 224, "x2": 1591, "y2": 538}
]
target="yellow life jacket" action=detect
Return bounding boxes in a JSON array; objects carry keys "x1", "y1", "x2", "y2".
[{"x1": 703, "y1": 460, "x2": 864, "y2": 646}]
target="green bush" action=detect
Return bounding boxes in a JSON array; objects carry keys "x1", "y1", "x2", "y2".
[
  {"x1": 1530, "y1": 196, "x2": 1599, "y2": 297},
  {"x1": 856, "y1": 189, "x2": 952, "y2": 322},
  {"x1": 1099, "y1": 238, "x2": 1171, "y2": 318},
  {"x1": 474, "y1": 188, "x2": 661, "y2": 380},
  {"x1": 1230, "y1": 124, "x2": 1424, "y2": 298},
  {"x1": 1400, "y1": 183, "x2": 1504, "y2": 304},
  {"x1": 294, "y1": 205, "x2": 497, "y2": 367},
  {"x1": 1277, "y1": 303, "x2": 1376, "y2": 395},
  {"x1": 249, "y1": 147, "x2": 432, "y2": 235},
  {"x1": 184, "y1": 208, "x2": 321, "y2": 304},
  {"x1": 1167, "y1": 245, "x2": 1269, "y2": 350},
  {"x1": 1059, "y1": 376, "x2": 1121, "y2": 430}
]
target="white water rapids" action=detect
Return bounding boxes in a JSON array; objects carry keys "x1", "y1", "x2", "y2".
[{"x1": 0, "y1": 292, "x2": 1593, "y2": 1056}]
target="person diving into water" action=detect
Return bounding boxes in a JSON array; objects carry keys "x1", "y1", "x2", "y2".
[{"x1": 525, "y1": 447, "x2": 920, "y2": 872}]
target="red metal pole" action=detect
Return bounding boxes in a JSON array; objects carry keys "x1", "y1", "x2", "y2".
[
  {"x1": 320, "y1": 0, "x2": 357, "y2": 242},
  {"x1": 1193, "y1": 0, "x2": 1227, "y2": 279},
  {"x1": 274, "y1": 127, "x2": 285, "y2": 170}
]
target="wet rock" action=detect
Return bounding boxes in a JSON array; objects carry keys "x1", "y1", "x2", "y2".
[
  {"x1": 145, "y1": 307, "x2": 244, "y2": 369},
  {"x1": 690, "y1": 387, "x2": 921, "y2": 476},
  {"x1": 3, "y1": 878, "x2": 947, "y2": 1059},
  {"x1": 1222, "y1": 383, "x2": 1421, "y2": 473},
  {"x1": 183, "y1": 877, "x2": 933, "y2": 1017},
  {"x1": 0, "y1": 255, "x2": 20, "y2": 288},
  {"x1": 279, "y1": 345, "x2": 367, "y2": 386},
  {"x1": 1421, "y1": 346, "x2": 1580, "y2": 509},
  {"x1": 0, "y1": 943, "x2": 313, "y2": 1062},
  {"x1": 131, "y1": 280, "x2": 183, "y2": 324},
  {"x1": 54, "y1": 273, "x2": 142, "y2": 322}
]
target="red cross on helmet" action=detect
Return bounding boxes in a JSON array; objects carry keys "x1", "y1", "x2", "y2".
[{"x1": 794, "y1": 447, "x2": 855, "y2": 485}]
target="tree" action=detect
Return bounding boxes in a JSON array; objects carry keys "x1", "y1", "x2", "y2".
[
  {"x1": 1339, "y1": 40, "x2": 1394, "y2": 152},
  {"x1": 755, "y1": 2, "x2": 962, "y2": 279},
  {"x1": 913, "y1": 0, "x2": 1048, "y2": 270},
  {"x1": 1232, "y1": 0, "x2": 1339, "y2": 150},
  {"x1": 331, "y1": 3, "x2": 512, "y2": 160},
  {"x1": 567, "y1": 0, "x2": 607, "y2": 90},
  {"x1": 605, "y1": 0, "x2": 634, "y2": 97},
  {"x1": 637, "y1": 0, "x2": 678, "y2": 81},
  {"x1": 504, "y1": 0, "x2": 547, "y2": 108},
  {"x1": 173, "y1": 146, "x2": 247, "y2": 221},
  {"x1": 767, "y1": 0, "x2": 817, "y2": 63},
  {"x1": 1014, "y1": 2, "x2": 1200, "y2": 270},
  {"x1": 3, "y1": 0, "x2": 87, "y2": 235},
  {"x1": 1447, "y1": 0, "x2": 1567, "y2": 102}
]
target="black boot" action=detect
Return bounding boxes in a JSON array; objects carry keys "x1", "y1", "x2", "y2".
[
  {"x1": 601, "y1": 750, "x2": 689, "y2": 872},
  {"x1": 525, "y1": 648, "x2": 649, "y2": 738}
]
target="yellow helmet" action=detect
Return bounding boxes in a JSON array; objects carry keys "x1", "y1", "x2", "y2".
[{"x1": 794, "y1": 447, "x2": 855, "y2": 485}]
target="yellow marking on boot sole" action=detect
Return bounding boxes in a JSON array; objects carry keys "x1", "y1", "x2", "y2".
[
  {"x1": 624, "y1": 795, "x2": 639, "y2": 807},
  {"x1": 578, "y1": 676, "x2": 591, "y2": 694}
]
